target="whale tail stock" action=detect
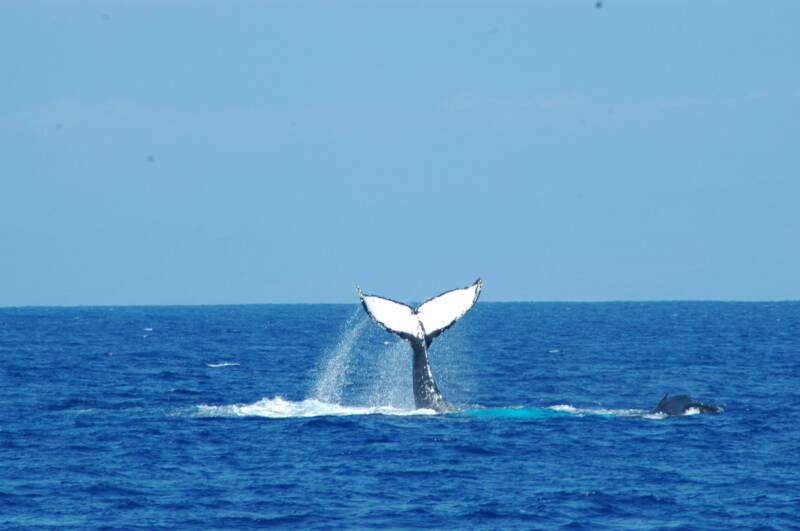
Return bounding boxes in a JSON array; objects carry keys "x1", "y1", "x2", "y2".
[{"x1": 356, "y1": 278, "x2": 482, "y2": 411}]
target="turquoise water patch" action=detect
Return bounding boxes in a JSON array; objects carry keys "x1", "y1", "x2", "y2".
[{"x1": 462, "y1": 407, "x2": 571, "y2": 420}]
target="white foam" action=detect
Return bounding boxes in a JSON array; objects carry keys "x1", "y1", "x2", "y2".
[
  {"x1": 549, "y1": 403, "x2": 716, "y2": 419},
  {"x1": 143, "y1": 327, "x2": 153, "y2": 332},
  {"x1": 206, "y1": 362, "x2": 240, "y2": 368},
  {"x1": 194, "y1": 396, "x2": 435, "y2": 419}
]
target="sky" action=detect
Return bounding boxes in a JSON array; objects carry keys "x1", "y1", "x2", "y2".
[{"x1": 1, "y1": 1, "x2": 798, "y2": 305}]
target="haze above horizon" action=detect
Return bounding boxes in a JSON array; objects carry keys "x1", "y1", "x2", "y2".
[{"x1": 2, "y1": 1, "x2": 798, "y2": 306}]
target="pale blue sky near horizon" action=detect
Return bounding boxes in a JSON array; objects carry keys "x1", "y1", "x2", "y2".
[{"x1": 1, "y1": 1, "x2": 798, "y2": 305}]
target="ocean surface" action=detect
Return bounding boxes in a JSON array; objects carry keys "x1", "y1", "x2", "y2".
[{"x1": 1, "y1": 302, "x2": 798, "y2": 529}]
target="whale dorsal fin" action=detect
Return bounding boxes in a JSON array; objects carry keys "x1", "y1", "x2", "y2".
[
  {"x1": 416, "y1": 278, "x2": 482, "y2": 342},
  {"x1": 357, "y1": 288, "x2": 424, "y2": 341}
]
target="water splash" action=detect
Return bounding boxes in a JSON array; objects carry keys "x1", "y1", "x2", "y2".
[
  {"x1": 425, "y1": 329, "x2": 475, "y2": 406},
  {"x1": 307, "y1": 310, "x2": 472, "y2": 410},
  {"x1": 309, "y1": 310, "x2": 368, "y2": 403},
  {"x1": 364, "y1": 340, "x2": 414, "y2": 409}
]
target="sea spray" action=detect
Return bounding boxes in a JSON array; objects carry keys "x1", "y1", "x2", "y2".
[
  {"x1": 309, "y1": 310, "x2": 368, "y2": 403},
  {"x1": 425, "y1": 328, "x2": 476, "y2": 407},
  {"x1": 308, "y1": 308, "x2": 415, "y2": 408},
  {"x1": 309, "y1": 307, "x2": 475, "y2": 409},
  {"x1": 364, "y1": 340, "x2": 414, "y2": 409}
]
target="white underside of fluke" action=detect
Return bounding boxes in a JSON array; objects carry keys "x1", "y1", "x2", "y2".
[
  {"x1": 357, "y1": 279, "x2": 482, "y2": 341},
  {"x1": 358, "y1": 293, "x2": 424, "y2": 339}
]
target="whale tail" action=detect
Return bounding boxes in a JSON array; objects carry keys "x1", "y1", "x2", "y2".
[
  {"x1": 357, "y1": 278, "x2": 482, "y2": 345},
  {"x1": 356, "y1": 278, "x2": 482, "y2": 412}
]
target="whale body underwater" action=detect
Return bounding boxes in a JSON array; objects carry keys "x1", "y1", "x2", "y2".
[{"x1": 357, "y1": 279, "x2": 720, "y2": 415}]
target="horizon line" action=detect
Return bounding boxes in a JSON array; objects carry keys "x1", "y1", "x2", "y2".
[{"x1": 2, "y1": 298, "x2": 799, "y2": 310}]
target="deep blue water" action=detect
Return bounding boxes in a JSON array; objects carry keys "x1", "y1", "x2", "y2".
[{"x1": 1, "y1": 302, "x2": 799, "y2": 529}]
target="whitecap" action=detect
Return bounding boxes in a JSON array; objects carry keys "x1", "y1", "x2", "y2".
[{"x1": 206, "y1": 362, "x2": 240, "y2": 368}]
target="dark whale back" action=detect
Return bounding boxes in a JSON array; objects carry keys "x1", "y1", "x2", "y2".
[{"x1": 654, "y1": 393, "x2": 720, "y2": 415}]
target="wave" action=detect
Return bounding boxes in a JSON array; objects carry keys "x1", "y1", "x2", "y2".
[
  {"x1": 548, "y1": 404, "x2": 671, "y2": 419},
  {"x1": 193, "y1": 396, "x2": 436, "y2": 419},
  {"x1": 192, "y1": 398, "x2": 705, "y2": 421},
  {"x1": 206, "y1": 362, "x2": 240, "y2": 368},
  {"x1": 461, "y1": 405, "x2": 653, "y2": 420}
]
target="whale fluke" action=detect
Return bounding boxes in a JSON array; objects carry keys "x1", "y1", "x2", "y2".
[
  {"x1": 356, "y1": 289, "x2": 424, "y2": 341},
  {"x1": 358, "y1": 279, "x2": 482, "y2": 343},
  {"x1": 357, "y1": 279, "x2": 482, "y2": 411},
  {"x1": 416, "y1": 279, "x2": 483, "y2": 344}
]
